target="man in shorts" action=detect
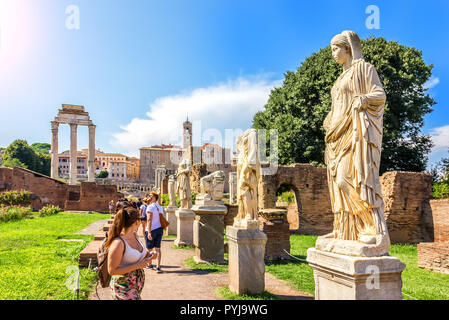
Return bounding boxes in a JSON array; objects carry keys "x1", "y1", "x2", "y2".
[{"x1": 146, "y1": 192, "x2": 164, "y2": 273}]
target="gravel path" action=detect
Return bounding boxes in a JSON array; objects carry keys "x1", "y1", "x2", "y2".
[
  {"x1": 76, "y1": 219, "x2": 109, "y2": 235},
  {"x1": 90, "y1": 226, "x2": 313, "y2": 300}
]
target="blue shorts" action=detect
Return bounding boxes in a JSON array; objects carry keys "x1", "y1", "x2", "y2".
[{"x1": 145, "y1": 227, "x2": 163, "y2": 249}]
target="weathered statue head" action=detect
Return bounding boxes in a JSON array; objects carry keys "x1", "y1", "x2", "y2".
[{"x1": 330, "y1": 30, "x2": 363, "y2": 66}]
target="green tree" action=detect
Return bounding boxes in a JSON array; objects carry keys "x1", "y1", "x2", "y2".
[
  {"x1": 2, "y1": 140, "x2": 38, "y2": 171},
  {"x1": 253, "y1": 37, "x2": 435, "y2": 173},
  {"x1": 96, "y1": 170, "x2": 109, "y2": 179},
  {"x1": 31, "y1": 143, "x2": 51, "y2": 154},
  {"x1": 2, "y1": 140, "x2": 51, "y2": 176}
]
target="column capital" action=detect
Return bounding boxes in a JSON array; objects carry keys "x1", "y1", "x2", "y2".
[{"x1": 51, "y1": 121, "x2": 59, "y2": 130}]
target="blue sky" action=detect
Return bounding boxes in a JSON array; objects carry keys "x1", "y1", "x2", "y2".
[{"x1": 0, "y1": 0, "x2": 448, "y2": 167}]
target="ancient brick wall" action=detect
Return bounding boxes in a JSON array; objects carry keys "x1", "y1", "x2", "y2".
[
  {"x1": 259, "y1": 165, "x2": 434, "y2": 243},
  {"x1": 65, "y1": 182, "x2": 122, "y2": 213},
  {"x1": 430, "y1": 199, "x2": 449, "y2": 243},
  {"x1": 380, "y1": 171, "x2": 433, "y2": 243},
  {"x1": 0, "y1": 167, "x2": 122, "y2": 212},
  {"x1": 417, "y1": 242, "x2": 449, "y2": 274},
  {"x1": 190, "y1": 163, "x2": 207, "y2": 194},
  {"x1": 259, "y1": 164, "x2": 333, "y2": 236},
  {"x1": 259, "y1": 217, "x2": 291, "y2": 261},
  {"x1": 224, "y1": 204, "x2": 238, "y2": 226}
]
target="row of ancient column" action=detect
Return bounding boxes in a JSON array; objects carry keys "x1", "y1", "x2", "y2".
[{"x1": 50, "y1": 121, "x2": 96, "y2": 185}]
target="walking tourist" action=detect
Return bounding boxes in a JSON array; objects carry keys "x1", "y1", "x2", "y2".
[
  {"x1": 105, "y1": 206, "x2": 158, "y2": 300},
  {"x1": 109, "y1": 200, "x2": 115, "y2": 215},
  {"x1": 146, "y1": 192, "x2": 164, "y2": 273}
]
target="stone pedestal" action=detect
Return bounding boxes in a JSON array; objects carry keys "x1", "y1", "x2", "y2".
[
  {"x1": 226, "y1": 226, "x2": 268, "y2": 295},
  {"x1": 307, "y1": 248, "x2": 406, "y2": 300},
  {"x1": 192, "y1": 199, "x2": 227, "y2": 264},
  {"x1": 165, "y1": 206, "x2": 178, "y2": 236},
  {"x1": 259, "y1": 209, "x2": 290, "y2": 261},
  {"x1": 174, "y1": 208, "x2": 195, "y2": 246}
]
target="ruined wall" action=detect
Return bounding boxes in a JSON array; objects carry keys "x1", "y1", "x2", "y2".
[
  {"x1": 380, "y1": 171, "x2": 433, "y2": 244},
  {"x1": 65, "y1": 182, "x2": 122, "y2": 213},
  {"x1": 0, "y1": 167, "x2": 122, "y2": 212},
  {"x1": 224, "y1": 204, "x2": 238, "y2": 227},
  {"x1": 259, "y1": 165, "x2": 434, "y2": 243},
  {"x1": 429, "y1": 199, "x2": 449, "y2": 243},
  {"x1": 259, "y1": 164, "x2": 333, "y2": 236},
  {"x1": 190, "y1": 163, "x2": 208, "y2": 194}
]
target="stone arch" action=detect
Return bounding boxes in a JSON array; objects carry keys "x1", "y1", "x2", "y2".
[
  {"x1": 259, "y1": 164, "x2": 334, "y2": 236},
  {"x1": 275, "y1": 182, "x2": 302, "y2": 232}
]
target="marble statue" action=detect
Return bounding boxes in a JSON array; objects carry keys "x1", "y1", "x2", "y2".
[
  {"x1": 320, "y1": 30, "x2": 390, "y2": 255},
  {"x1": 234, "y1": 129, "x2": 260, "y2": 228},
  {"x1": 168, "y1": 175, "x2": 177, "y2": 207},
  {"x1": 176, "y1": 159, "x2": 192, "y2": 210},
  {"x1": 200, "y1": 171, "x2": 225, "y2": 201}
]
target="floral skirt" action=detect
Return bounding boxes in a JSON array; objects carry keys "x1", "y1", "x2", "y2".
[{"x1": 110, "y1": 269, "x2": 145, "y2": 300}]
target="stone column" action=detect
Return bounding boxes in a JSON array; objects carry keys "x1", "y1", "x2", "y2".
[
  {"x1": 69, "y1": 123, "x2": 78, "y2": 185},
  {"x1": 229, "y1": 172, "x2": 237, "y2": 204},
  {"x1": 88, "y1": 125, "x2": 96, "y2": 182},
  {"x1": 165, "y1": 205, "x2": 178, "y2": 236},
  {"x1": 50, "y1": 121, "x2": 59, "y2": 179}
]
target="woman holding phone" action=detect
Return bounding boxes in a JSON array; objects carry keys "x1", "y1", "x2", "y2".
[{"x1": 105, "y1": 206, "x2": 157, "y2": 300}]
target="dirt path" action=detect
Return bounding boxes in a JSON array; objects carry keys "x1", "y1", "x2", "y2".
[{"x1": 90, "y1": 229, "x2": 312, "y2": 300}]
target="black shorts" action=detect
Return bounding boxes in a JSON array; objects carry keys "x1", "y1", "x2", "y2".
[{"x1": 145, "y1": 227, "x2": 163, "y2": 249}]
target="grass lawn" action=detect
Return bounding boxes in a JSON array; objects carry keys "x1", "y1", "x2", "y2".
[
  {"x1": 266, "y1": 235, "x2": 449, "y2": 300},
  {"x1": 0, "y1": 211, "x2": 107, "y2": 300},
  {"x1": 215, "y1": 286, "x2": 281, "y2": 300}
]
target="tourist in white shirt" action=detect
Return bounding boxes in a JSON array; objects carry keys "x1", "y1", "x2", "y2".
[{"x1": 146, "y1": 192, "x2": 164, "y2": 273}]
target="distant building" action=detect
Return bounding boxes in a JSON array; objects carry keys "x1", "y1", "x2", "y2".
[
  {"x1": 139, "y1": 144, "x2": 183, "y2": 185},
  {"x1": 57, "y1": 149, "x2": 140, "y2": 182}
]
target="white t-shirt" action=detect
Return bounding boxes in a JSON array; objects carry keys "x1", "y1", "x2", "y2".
[{"x1": 146, "y1": 203, "x2": 162, "y2": 231}]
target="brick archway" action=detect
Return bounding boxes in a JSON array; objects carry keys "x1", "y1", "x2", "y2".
[{"x1": 259, "y1": 164, "x2": 334, "y2": 235}]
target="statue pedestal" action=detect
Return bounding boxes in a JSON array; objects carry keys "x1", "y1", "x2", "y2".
[
  {"x1": 165, "y1": 206, "x2": 178, "y2": 236},
  {"x1": 174, "y1": 208, "x2": 195, "y2": 247},
  {"x1": 307, "y1": 248, "x2": 406, "y2": 300},
  {"x1": 226, "y1": 225, "x2": 267, "y2": 295},
  {"x1": 192, "y1": 199, "x2": 227, "y2": 264}
]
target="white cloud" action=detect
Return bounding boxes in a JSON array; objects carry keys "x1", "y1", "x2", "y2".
[
  {"x1": 424, "y1": 77, "x2": 440, "y2": 90},
  {"x1": 112, "y1": 76, "x2": 280, "y2": 157},
  {"x1": 430, "y1": 125, "x2": 449, "y2": 151}
]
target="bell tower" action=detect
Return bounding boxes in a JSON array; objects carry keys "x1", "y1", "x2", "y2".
[{"x1": 183, "y1": 116, "x2": 192, "y2": 149}]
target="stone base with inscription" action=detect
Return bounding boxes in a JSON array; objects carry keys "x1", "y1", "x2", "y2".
[
  {"x1": 165, "y1": 206, "x2": 178, "y2": 236},
  {"x1": 174, "y1": 208, "x2": 195, "y2": 247},
  {"x1": 307, "y1": 248, "x2": 406, "y2": 300},
  {"x1": 226, "y1": 226, "x2": 268, "y2": 295},
  {"x1": 192, "y1": 199, "x2": 227, "y2": 264}
]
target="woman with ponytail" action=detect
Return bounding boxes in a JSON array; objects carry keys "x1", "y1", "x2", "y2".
[{"x1": 105, "y1": 206, "x2": 157, "y2": 300}]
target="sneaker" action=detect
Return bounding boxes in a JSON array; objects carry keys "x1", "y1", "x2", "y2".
[
  {"x1": 156, "y1": 267, "x2": 162, "y2": 273},
  {"x1": 145, "y1": 265, "x2": 154, "y2": 270}
]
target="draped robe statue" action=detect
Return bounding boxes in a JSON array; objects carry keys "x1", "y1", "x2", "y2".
[
  {"x1": 321, "y1": 31, "x2": 390, "y2": 254},
  {"x1": 234, "y1": 129, "x2": 260, "y2": 227},
  {"x1": 176, "y1": 160, "x2": 192, "y2": 210},
  {"x1": 168, "y1": 175, "x2": 177, "y2": 207}
]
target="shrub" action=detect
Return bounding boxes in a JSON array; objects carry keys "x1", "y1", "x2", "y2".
[
  {"x1": 0, "y1": 190, "x2": 32, "y2": 206},
  {"x1": 39, "y1": 205, "x2": 61, "y2": 217},
  {"x1": 0, "y1": 205, "x2": 32, "y2": 222},
  {"x1": 433, "y1": 182, "x2": 449, "y2": 199},
  {"x1": 277, "y1": 191, "x2": 295, "y2": 204},
  {"x1": 161, "y1": 193, "x2": 181, "y2": 207}
]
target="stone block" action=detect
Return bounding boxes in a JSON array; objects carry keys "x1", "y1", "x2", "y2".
[
  {"x1": 174, "y1": 208, "x2": 195, "y2": 247},
  {"x1": 417, "y1": 242, "x2": 449, "y2": 274},
  {"x1": 78, "y1": 240, "x2": 102, "y2": 268},
  {"x1": 94, "y1": 230, "x2": 106, "y2": 241},
  {"x1": 192, "y1": 205, "x2": 226, "y2": 264},
  {"x1": 165, "y1": 206, "x2": 178, "y2": 236},
  {"x1": 307, "y1": 248, "x2": 406, "y2": 300},
  {"x1": 226, "y1": 226, "x2": 268, "y2": 295}
]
